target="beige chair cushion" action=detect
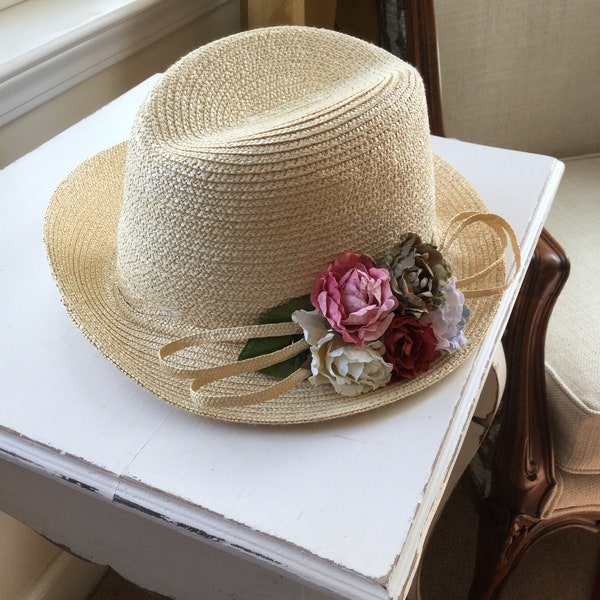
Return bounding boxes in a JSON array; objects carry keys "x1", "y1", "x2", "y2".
[
  {"x1": 545, "y1": 155, "x2": 600, "y2": 474},
  {"x1": 542, "y1": 467, "x2": 600, "y2": 518}
]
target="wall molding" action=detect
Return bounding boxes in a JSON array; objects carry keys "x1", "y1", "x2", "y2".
[
  {"x1": 21, "y1": 551, "x2": 106, "y2": 600},
  {"x1": 0, "y1": 0, "x2": 231, "y2": 127}
]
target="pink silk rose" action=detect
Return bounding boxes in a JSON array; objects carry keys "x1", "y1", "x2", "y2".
[
  {"x1": 311, "y1": 252, "x2": 398, "y2": 347},
  {"x1": 382, "y1": 316, "x2": 438, "y2": 380}
]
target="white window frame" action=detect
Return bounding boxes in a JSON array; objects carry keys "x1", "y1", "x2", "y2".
[{"x1": 0, "y1": 0, "x2": 232, "y2": 127}]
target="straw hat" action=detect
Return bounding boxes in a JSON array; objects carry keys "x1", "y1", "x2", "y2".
[{"x1": 44, "y1": 26, "x2": 518, "y2": 424}]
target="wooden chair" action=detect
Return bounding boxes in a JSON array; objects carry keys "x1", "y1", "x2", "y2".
[
  {"x1": 241, "y1": 2, "x2": 600, "y2": 597},
  {"x1": 388, "y1": 2, "x2": 599, "y2": 599}
]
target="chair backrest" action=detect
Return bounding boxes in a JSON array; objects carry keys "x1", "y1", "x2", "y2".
[
  {"x1": 377, "y1": 0, "x2": 445, "y2": 137},
  {"x1": 241, "y1": 0, "x2": 446, "y2": 136},
  {"x1": 434, "y1": 1, "x2": 600, "y2": 157},
  {"x1": 243, "y1": 1, "x2": 600, "y2": 157}
]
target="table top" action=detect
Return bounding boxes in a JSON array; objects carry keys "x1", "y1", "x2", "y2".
[{"x1": 0, "y1": 76, "x2": 564, "y2": 600}]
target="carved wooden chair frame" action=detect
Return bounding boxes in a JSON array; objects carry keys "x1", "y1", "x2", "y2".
[{"x1": 401, "y1": 1, "x2": 599, "y2": 598}]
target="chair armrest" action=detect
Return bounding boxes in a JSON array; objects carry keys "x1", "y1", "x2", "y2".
[{"x1": 490, "y1": 228, "x2": 570, "y2": 517}]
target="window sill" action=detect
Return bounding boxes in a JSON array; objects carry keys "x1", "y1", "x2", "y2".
[{"x1": 0, "y1": 0, "x2": 231, "y2": 127}]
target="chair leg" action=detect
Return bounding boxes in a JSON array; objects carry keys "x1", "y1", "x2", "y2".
[
  {"x1": 468, "y1": 502, "x2": 539, "y2": 600},
  {"x1": 592, "y1": 549, "x2": 600, "y2": 600},
  {"x1": 470, "y1": 502, "x2": 600, "y2": 599},
  {"x1": 467, "y1": 228, "x2": 571, "y2": 599}
]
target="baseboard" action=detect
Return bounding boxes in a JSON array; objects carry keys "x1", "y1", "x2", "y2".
[{"x1": 21, "y1": 551, "x2": 106, "y2": 600}]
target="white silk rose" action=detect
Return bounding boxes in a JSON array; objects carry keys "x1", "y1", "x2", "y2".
[{"x1": 292, "y1": 310, "x2": 392, "y2": 397}]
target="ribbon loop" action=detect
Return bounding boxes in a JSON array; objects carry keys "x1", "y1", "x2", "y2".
[
  {"x1": 190, "y1": 367, "x2": 312, "y2": 408},
  {"x1": 438, "y1": 211, "x2": 521, "y2": 298},
  {"x1": 159, "y1": 320, "x2": 311, "y2": 406}
]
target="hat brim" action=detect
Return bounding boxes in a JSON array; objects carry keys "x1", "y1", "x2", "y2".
[{"x1": 44, "y1": 142, "x2": 504, "y2": 424}]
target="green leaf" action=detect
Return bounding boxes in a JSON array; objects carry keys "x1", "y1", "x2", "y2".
[
  {"x1": 239, "y1": 334, "x2": 309, "y2": 379},
  {"x1": 238, "y1": 295, "x2": 313, "y2": 379}
]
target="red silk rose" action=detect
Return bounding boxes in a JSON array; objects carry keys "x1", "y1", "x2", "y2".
[
  {"x1": 311, "y1": 252, "x2": 398, "y2": 347},
  {"x1": 382, "y1": 316, "x2": 438, "y2": 380}
]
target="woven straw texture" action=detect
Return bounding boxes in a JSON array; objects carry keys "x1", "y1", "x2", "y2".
[
  {"x1": 44, "y1": 27, "x2": 507, "y2": 424},
  {"x1": 545, "y1": 155, "x2": 600, "y2": 473},
  {"x1": 117, "y1": 26, "x2": 435, "y2": 331}
]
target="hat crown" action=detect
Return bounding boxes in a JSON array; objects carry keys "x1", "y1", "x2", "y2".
[{"x1": 116, "y1": 27, "x2": 435, "y2": 331}]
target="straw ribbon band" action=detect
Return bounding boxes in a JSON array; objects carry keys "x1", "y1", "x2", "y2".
[
  {"x1": 190, "y1": 368, "x2": 311, "y2": 408},
  {"x1": 159, "y1": 321, "x2": 311, "y2": 406},
  {"x1": 438, "y1": 212, "x2": 521, "y2": 298},
  {"x1": 159, "y1": 211, "x2": 520, "y2": 408}
]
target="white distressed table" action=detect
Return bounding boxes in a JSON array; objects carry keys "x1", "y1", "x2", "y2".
[{"x1": 0, "y1": 76, "x2": 563, "y2": 600}]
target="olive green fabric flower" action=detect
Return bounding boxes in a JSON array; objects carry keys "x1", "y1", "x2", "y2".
[{"x1": 378, "y1": 233, "x2": 452, "y2": 317}]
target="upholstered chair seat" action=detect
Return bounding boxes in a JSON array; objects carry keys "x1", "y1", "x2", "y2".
[{"x1": 542, "y1": 155, "x2": 600, "y2": 516}]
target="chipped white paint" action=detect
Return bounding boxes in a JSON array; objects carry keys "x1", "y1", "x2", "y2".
[{"x1": 0, "y1": 76, "x2": 563, "y2": 600}]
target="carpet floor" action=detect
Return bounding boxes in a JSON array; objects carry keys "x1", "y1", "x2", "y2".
[{"x1": 88, "y1": 482, "x2": 599, "y2": 600}]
